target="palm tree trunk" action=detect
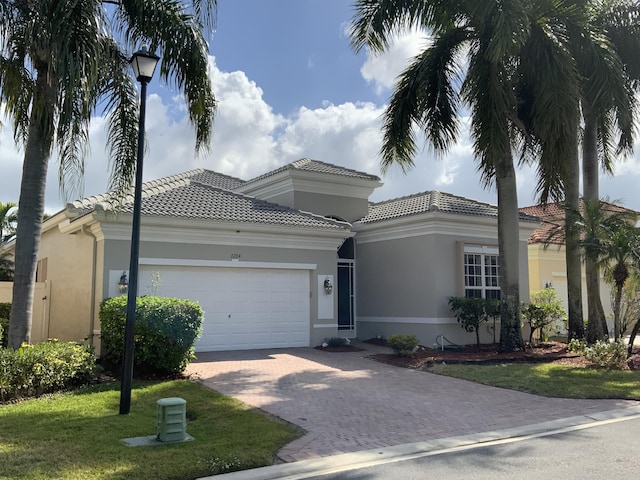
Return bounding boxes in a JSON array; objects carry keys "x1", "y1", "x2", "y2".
[
  {"x1": 8, "y1": 67, "x2": 56, "y2": 348},
  {"x1": 582, "y1": 101, "x2": 608, "y2": 342},
  {"x1": 613, "y1": 283, "x2": 624, "y2": 341},
  {"x1": 496, "y1": 152, "x2": 524, "y2": 353},
  {"x1": 565, "y1": 139, "x2": 584, "y2": 342},
  {"x1": 628, "y1": 318, "x2": 640, "y2": 357}
]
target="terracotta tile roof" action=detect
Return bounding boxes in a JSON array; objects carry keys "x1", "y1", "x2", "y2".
[
  {"x1": 358, "y1": 190, "x2": 539, "y2": 224},
  {"x1": 242, "y1": 158, "x2": 381, "y2": 186},
  {"x1": 519, "y1": 200, "x2": 639, "y2": 245},
  {"x1": 67, "y1": 170, "x2": 348, "y2": 230},
  {"x1": 519, "y1": 202, "x2": 566, "y2": 244}
]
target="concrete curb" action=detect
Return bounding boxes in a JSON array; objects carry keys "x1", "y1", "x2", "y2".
[{"x1": 199, "y1": 405, "x2": 640, "y2": 480}]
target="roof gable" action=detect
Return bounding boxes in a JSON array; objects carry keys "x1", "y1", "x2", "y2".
[{"x1": 242, "y1": 158, "x2": 380, "y2": 187}]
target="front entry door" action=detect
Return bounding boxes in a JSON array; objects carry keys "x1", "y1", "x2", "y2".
[{"x1": 337, "y1": 261, "x2": 355, "y2": 330}]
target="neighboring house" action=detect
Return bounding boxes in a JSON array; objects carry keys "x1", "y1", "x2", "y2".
[
  {"x1": 7, "y1": 158, "x2": 539, "y2": 352},
  {"x1": 519, "y1": 200, "x2": 639, "y2": 334}
]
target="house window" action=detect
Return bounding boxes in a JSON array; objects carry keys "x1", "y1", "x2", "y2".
[
  {"x1": 36, "y1": 258, "x2": 48, "y2": 282},
  {"x1": 463, "y1": 246, "x2": 500, "y2": 299}
]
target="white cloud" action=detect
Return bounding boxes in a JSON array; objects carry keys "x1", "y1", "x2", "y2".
[
  {"x1": 359, "y1": 30, "x2": 428, "y2": 95},
  {"x1": 3, "y1": 53, "x2": 640, "y2": 217}
]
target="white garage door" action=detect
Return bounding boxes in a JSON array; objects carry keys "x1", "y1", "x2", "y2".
[{"x1": 138, "y1": 265, "x2": 310, "y2": 352}]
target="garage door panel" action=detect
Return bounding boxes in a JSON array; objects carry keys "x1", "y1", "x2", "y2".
[{"x1": 139, "y1": 265, "x2": 310, "y2": 351}]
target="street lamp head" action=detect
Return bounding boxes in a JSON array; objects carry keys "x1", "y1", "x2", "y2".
[{"x1": 130, "y1": 46, "x2": 160, "y2": 83}]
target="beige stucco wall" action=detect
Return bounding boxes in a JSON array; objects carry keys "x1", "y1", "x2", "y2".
[
  {"x1": 36, "y1": 225, "x2": 96, "y2": 343},
  {"x1": 527, "y1": 243, "x2": 615, "y2": 333},
  {"x1": 0, "y1": 281, "x2": 50, "y2": 343}
]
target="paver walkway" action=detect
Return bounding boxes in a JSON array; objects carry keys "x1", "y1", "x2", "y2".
[{"x1": 186, "y1": 342, "x2": 638, "y2": 462}]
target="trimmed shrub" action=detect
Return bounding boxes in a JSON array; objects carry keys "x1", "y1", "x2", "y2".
[
  {"x1": 0, "y1": 318, "x2": 7, "y2": 348},
  {"x1": 387, "y1": 334, "x2": 419, "y2": 356},
  {"x1": 100, "y1": 296, "x2": 203, "y2": 374},
  {"x1": 567, "y1": 338, "x2": 587, "y2": 354},
  {"x1": 0, "y1": 340, "x2": 98, "y2": 402},
  {"x1": 325, "y1": 337, "x2": 348, "y2": 348}
]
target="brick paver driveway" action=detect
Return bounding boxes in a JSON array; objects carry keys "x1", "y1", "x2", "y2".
[{"x1": 186, "y1": 343, "x2": 637, "y2": 462}]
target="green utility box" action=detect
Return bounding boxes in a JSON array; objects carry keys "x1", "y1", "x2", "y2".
[{"x1": 156, "y1": 397, "x2": 187, "y2": 442}]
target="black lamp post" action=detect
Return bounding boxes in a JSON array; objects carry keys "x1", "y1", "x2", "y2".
[{"x1": 119, "y1": 46, "x2": 160, "y2": 415}]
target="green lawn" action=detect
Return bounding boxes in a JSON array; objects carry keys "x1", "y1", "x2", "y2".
[
  {"x1": 0, "y1": 380, "x2": 301, "y2": 480},
  {"x1": 427, "y1": 363, "x2": 640, "y2": 400}
]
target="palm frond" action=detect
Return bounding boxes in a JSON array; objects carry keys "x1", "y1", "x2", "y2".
[
  {"x1": 116, "y1": 0, "x2": 216, "y2": 153},
  {"x1": 516, "y1": 16, "x2": 581, "y2": 203},
  {"x1": 349, "y1": 0, "x2": 453, "y2": 54},
  {"x1": 380, "y1": 26, "x2": 467, "y2": 173},
  {"x1": 99, "y1": 38, "x2": 139, "y2": 196}
]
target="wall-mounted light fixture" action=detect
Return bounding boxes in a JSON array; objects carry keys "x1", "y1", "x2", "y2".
[
  {"x1": 324, "y1": 277, "x2": 333, "y2": 295},
  {"x1": 544, "y1": 281, "x2": 553, "y2": 289},
  {"x1": 118, "y1": 272, "x2": 129, "y2": 294}
]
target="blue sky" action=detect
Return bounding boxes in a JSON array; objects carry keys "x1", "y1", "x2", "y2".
[{"x1": 1, "y1": 0, "x2": 640, "y2": 214}]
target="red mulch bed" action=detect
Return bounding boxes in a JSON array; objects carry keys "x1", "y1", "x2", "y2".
[{"x1": 365, "y1": 339, "x2": 640, "y2": 370}]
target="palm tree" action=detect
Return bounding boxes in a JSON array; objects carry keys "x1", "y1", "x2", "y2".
[
  {"x1": 575, "y1": 199, "x2": 637, "y2": 342},
  {"x1": 350, "y1": 0, "x2": 581, "y2": 352},
  {"x1": 0, "y1": 0, "x2": 217, "y2": 348},
  {"x1": 518, "y1": 1, "x2": 640, "y2": 342},
  {"x1": 599, "y1": 219, "x2": 640, "y2": 342},
  {"x1": 0, "y1": 202, "x2": 17, "y2": 244},
  {"x1": 578, "y1": 0, "x2": 639, "y2": 340}
]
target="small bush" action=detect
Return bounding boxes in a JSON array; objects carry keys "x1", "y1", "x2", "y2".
[
  {"x1": 0, "y1": 303, "x2": 11, "y2": 320},
  {"x1": 567, "y1": 338, "x2": 587, "y2": 354},
  {"x1": 100, "y1": 296, "x2": 203, "y2": 374},
  {"x1": 325, "y1": 337, "x2": 348, "y2": 348},
  {"x1": 0, "y1": 318, "x2": 7, "y2": 348},
  {"x1": 583, "y1": 341, "x2": 628, "y2": 369},
  {"x1": 387, "y1": 334, "x2": 419, "y2": 356},
  {"x1": 0, "y1": 340, "x2": 98, "y2": 402}
]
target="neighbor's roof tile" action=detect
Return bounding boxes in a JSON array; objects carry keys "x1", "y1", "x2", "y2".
[{"x1": 519, "y1": 199, "x2": 638, "y2": 245}]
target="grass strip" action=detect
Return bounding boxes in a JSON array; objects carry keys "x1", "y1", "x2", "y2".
[
  {"x1": 427, "y1": 363, "x2": 640, "y2": 400},
  {"x1": 0, "y1": 380, "x2": 300, "y2": 479}
]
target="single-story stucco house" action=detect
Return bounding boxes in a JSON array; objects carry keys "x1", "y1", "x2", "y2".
[{"x1": 4, "y1": 158, "x2": 539, "y2": 352}]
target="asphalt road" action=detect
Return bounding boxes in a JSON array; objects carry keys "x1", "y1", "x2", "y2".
[{"x1": 308, "y1": 416, "x2": 640, "y2": 480}]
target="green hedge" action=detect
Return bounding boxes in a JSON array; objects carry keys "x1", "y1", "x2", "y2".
[
  {"x1": 0, "y1": 340, "x2": 98, "y2": 402},
  {"x1": 0, "y1": 303, "x2": 10, "y2": 319},
  {"x1": 0, "y1": 318, "x2": 7, "y2": 348},
  {"x1": 100, "y1": 296, "x2": 203, "y2": 374},
  {"x1": 0, "y1": 304, "x2": 10, "y2": 348}
]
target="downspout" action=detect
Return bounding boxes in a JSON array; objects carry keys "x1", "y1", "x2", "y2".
[{"x1": 81, "y1": 226, "x2": 98, "y2": 350}]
